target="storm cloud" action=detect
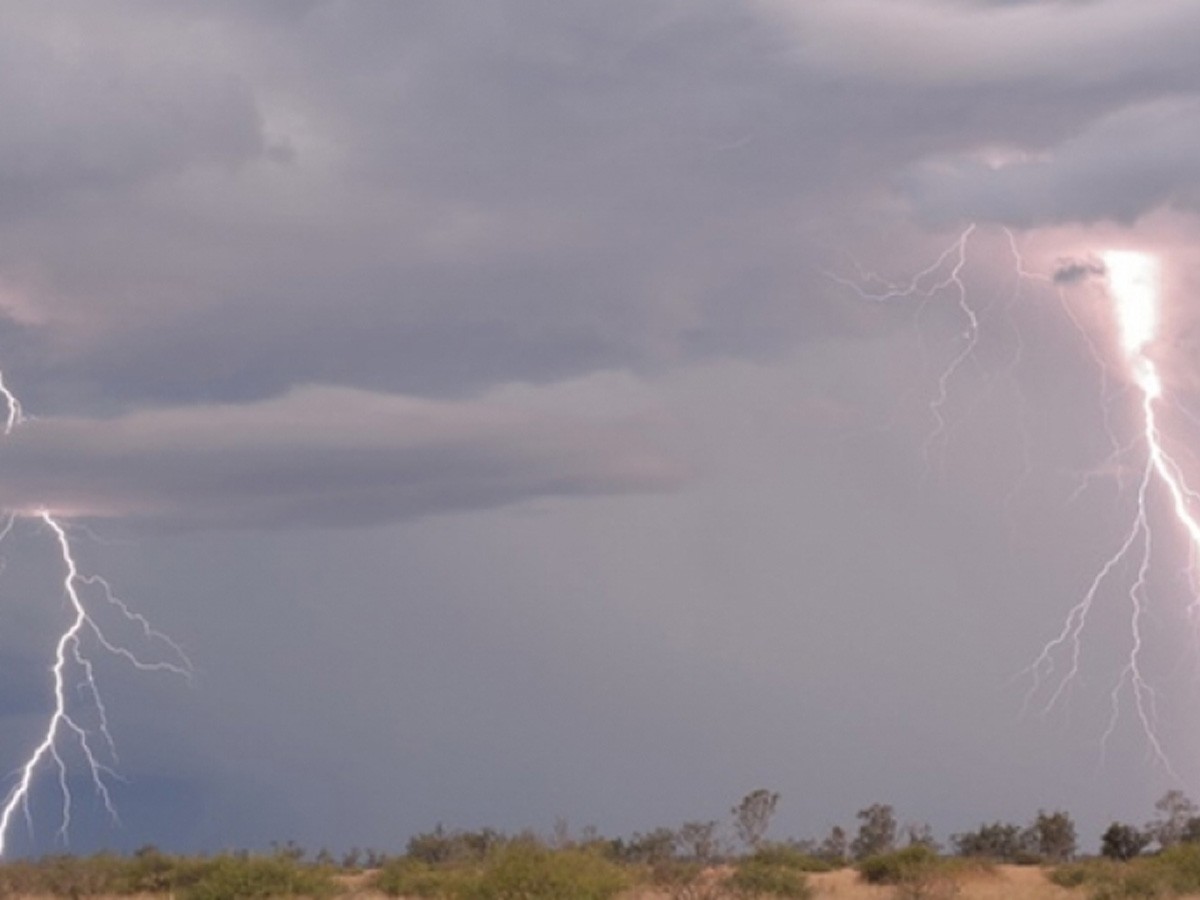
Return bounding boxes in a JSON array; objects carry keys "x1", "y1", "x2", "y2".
[
  {"x1": 3, "y1": 0, "x2": 1200, "y2": 861},
  {"x1": 0, "y1": 386, "x2": 683, "y2": 528}
]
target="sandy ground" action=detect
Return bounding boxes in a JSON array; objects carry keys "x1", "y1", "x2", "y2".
[
  {"x1": 0, "y1": 864, "x2": 1107, "y2": 899},
  {"x1": 804, "y1": 864, "x2": 1081, "y2": 898}
]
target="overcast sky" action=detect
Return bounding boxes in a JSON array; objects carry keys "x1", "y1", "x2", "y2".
[{"x1": 4, "y1": 0, "x2": 1200, "y2": 858}]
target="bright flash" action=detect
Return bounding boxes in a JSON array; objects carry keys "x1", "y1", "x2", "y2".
[
  {"x1": 1032, "y1": 247, "x2": 1200, "y2": 772},
  {"x1": 1104, "y1": 251, "x2": 1161, "y2": 392}
]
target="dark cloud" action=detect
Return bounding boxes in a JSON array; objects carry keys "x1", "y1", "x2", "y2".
[
  {"x1": 0, "y1": 386, "x2": 684, "y2": 529},
  {"x1": 7, "y1": 0, "x2": 1197, "y2": 410},
  {"x1": 1053, "y1": 256, "x2": 1106, "y2": 285}
]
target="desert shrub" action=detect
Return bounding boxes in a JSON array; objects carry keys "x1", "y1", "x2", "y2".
[
  {"x1": 649, "y1": 858, "x2": 706, "y2": 886},
  {"x1": 724, "y1": 857, "x2": 812, "y2": 899},
  {"x1": 1114, "y1": 869, "x2": 1168, "y2": 899},
  {"x1": 858, "y1": 845, "x2": 940, "y2": 884},
  {"x1": 1050, "y1": 858, "x2": 1157, "y2": 898},
  {"x1": 619, "y1": 826, "x2": 679, "y2": 864},
  {"x1": 748, "y1": 843, "x2": 835, "y2": 873},
  {"x1": 462, "y1": 843, "x2": 628, "y2": 900},
  {"x1": 1152, "y1": 844, "x2": 1200, "y2": 897},
  {"x1": 372, "y1": 857, "x2": 481, "y2": 898},
  {"x1": 177, "y1": 854, "x2": 337, "y2": 900},
  {"x1": 951, "y1": 822, "x2": 1030, "y2": 862},
  {"x1": 647, "y1": 859, "x2": 726, "y2": 900},
  {"x1": 408, "y1": 826, "x2": 507, "y2": 865},
  {"x1": 1050, "y1": 861, "x2": 1103, "y2": 888},
  {"x1": 0, "y1": 853, "x2": 128, "y2": 897}
]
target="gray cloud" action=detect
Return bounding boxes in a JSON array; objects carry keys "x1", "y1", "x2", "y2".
[
  {"x1": 763, "y1": 0, "x2": 1198, "y2": 89},
  {"x1": 0, "y1": 16, "x2": 265, "y2": 216},
  {"x1": 0, "y1": 386, "x2": 684, "y2": 528},
  {"x1": 16, "y1": 0, "x2": 1191, "y2": 410},
  {"x1": 902, "y1": 98, "x2": 1200, "y2": 226}
]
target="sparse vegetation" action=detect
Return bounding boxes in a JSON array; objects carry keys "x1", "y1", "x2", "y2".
[
  {"x1": 465, "y1": 842, "x2": 628, "y2": 900},
  {"x1": 372, "y1": 857, "x2": 480, "y2": 897},
  {"x1": 0, "y1": 849, "x2": 337, "y2": 899},
  {"x1": 12, "y1": 790, "x2": 1200, "y2": 899},
  {"x1": 1051, "y1": 842, "x2": 1200, "y2": 899},
  {"x1": 725, "y1": 858, "x2": 813, "y2": 898}
]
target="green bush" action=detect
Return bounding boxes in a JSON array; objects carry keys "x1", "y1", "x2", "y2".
[
  {"x1": 857, "y1": 845, "x2": 939, "y2": 885},
  {"x1": 725, "y1": 857, "x2": 813, "y2": 898},
  {"x1": 1049, "y1": 849, "x2": 1200, "y2": 900},
  {"x1": 373, "y1": 857, "x2": 481, "y2": 897},
  {"x1": 748, "y1": 844, "x2": 835, "y2": 873},
  {"x1": 0, "y1": 853, "x2": 128, "y2": 897},
  {"x1": 0, "y1": 851, "x2": 334, "y2": 899},
  {"x1": 407, "y1": 826, "x2": 506, "y2": 865},
  {"x1": 1152, "y1": 842, "x2": 1200, "y2": 893},
  {"x1": 464, "y1": 843, "x2": 628, "y2": 900},
  {"x1": 1050, "y1": 861, "x2": 1106, "y2": 888},
  {"x1": 178, "y1": 854, "x2": 337, "y2": 900}
]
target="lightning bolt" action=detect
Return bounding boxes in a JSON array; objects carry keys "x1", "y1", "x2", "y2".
[
  {"x1": 831, "y1": 230, "x2": 1200, "y2": 772},
  {"x1": 1023, "y1": 251, "x2": 1200, "y2": 773},
  {"x1": 0, "y1": 377, "x2": 191, "y2": 858},
  {"x1": 825, "y1": 225, "x2": 981, "y2": 473}
]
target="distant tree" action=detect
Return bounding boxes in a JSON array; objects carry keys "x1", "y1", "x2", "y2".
[
  {"x1": 341, "y1": 847, "x2": 362, "y2": 870},
  {"x1": 818, "y1": 826, "x2": 848, "y2": 864},
  {"x1": 406, "y1": 825, "x2": 502, "y2": 864},
  {"x1": 1150, "y1": 790, "x2": 1198, "y2": 849},
  {"x1": 851, "y1": 804, "x2": 897, "y2": 860},
  {"x1": 1101, "y1": 822, "x2": 1151, "y2": 861},
  {"x1": 677, "y1": 820, "x2": 721, "y2": 862},
  {"x1": 621, "y1": 827, "x2": 677, "y2": 864},
  {"x1": 951, "y1": 822, "x2": 1030, "y2": 862},
  {"x1": 408, "y1": 825, "x2": 456, "y2": 864},
  {"x1": 1029, "y1": 810, "x2": 1076, "y2": 863},
  {"x1": 903, "y1": 822, "x2": 940, "y2": 853},
  {"x1": 1183, "y1": 817, "x2": 1200, "y2": 844},
  {"x1": 732, "y1": 790, "x2": 780, "y2": 851}
]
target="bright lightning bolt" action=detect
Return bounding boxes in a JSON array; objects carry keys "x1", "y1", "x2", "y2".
[
  {"x1": 0, "y1": 379, "x2": 191, "y2": 858},
  {"x1": 1023, "y1": 250, "x2": 1200, "y2": 773},
  {"x1": 831, "y1": 229, "x2": 1200, "y2": 773}
]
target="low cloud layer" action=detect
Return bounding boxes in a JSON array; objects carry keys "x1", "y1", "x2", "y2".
[{"x1": 0, "y1": 386, "x2": 683, "y2": 528}]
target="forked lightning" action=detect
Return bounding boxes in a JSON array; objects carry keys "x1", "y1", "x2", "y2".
[
  {"x1": 832, "y1": 229, "x2": 1200, "y2": 774},
  {"x1": 0, "y1": 378, "x2": 191, "y2": 857}
]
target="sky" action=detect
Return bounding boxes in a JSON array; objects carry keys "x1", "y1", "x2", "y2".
[{"x1": 4, "y1": 0, "x2": 1200, "y2": 858}]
